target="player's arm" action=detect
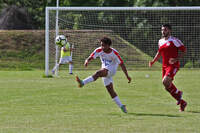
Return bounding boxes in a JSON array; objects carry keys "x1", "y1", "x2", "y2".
[
  {"x1": 84, "y1": 56, "x2": 94, "y2": 67},
  {"x1": 113, "y1": 50, "x2": 131, "y2": 83},
  {"x1": 84, "y1": 48, "x2": 101, "y2": 67},
  {"x1": 62, "y1": 46, "x2": 67, "y2": 52},
  {"x1": 169, "y1": 39, "x2": 187, "y2": 64},
  {"x1": 119, "y1": 63, "x2": 131, "y2": 83},
  {"x1": 169, "y1": 50, "x2": 186, "y2": 64},
  {"x1": 69, "y1": 44, "x2": 74, "y2": 52},
  {"x1": 63, "y1": 43, "x2": 71, "y2": 52},
  {"x1": 62, "y1": 43, "x2": 70, "y2": 52},
  {"x1": 149, "y1": 51, "x2": 161, "y2": 67},
  {"x1": 178, "y1": 48, "x2": 186, "y2": 59}
]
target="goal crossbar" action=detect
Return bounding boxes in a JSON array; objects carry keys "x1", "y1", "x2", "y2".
[{"x1": 46, "y1": 6, "x2": 200, "y2": 11}]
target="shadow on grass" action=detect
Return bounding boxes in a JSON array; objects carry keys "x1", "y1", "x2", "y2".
[
  {"x1": 187, "y1": 110, "x2": 200, "y2": 114},
  {"x1": 127, "y1": 112, "x2": 181, "y2": 117},
  {"x1": 108, "y1": 112, "x2": 181, "y2": 117}
]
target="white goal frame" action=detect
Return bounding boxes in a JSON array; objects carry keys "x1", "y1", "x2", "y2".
[{"x1": 45, "y1": 6, "x2": 200, "y2": 76}]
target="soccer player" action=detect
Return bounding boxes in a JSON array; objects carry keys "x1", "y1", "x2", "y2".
[
  {"x1": 76, "y1": 37, "x2": 131, "y2": 113},
  {"x1": 149, "y1": 24, "x2": 187, "y2": 112},
  {"x1": 52, "y1": 35, "x2": 73, "y2": 75}
]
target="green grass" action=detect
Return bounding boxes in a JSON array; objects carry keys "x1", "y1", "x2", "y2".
[{"x1": 0, "y1": 70, "x2": 199, "y2": 133}]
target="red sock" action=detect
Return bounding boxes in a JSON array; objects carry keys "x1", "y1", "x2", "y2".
[{"x1": 169, "y1": 83, "x2": 181, "y2": 101}]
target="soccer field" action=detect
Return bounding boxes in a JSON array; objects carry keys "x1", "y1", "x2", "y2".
[{"x1": 0, "y1": 70, "x2": 199, "y2": 133}]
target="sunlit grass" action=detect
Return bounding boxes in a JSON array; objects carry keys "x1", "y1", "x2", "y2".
[{"x1": 0, "y1": 70, "x2": 199, "y2": 133}]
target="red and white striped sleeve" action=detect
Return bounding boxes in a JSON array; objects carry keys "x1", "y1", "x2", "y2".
[
  {"x1": 89, "y1": 47, "x2": 102, "y2": 59},
  {"x1": 173, "y1": 38, "x2": 186, "y2": 52},
  {"x1": 113, "y1": 49, "x2": 123, "y2": 65}
]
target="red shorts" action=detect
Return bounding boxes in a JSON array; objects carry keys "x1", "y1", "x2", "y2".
[{"x1": 162, "y1": 66, "x2": 179, "y2": 80}]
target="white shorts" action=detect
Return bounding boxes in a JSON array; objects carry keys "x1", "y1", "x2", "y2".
[
  {"x1": 102, "y1": 65, "x2": 117, "y2": 86},
  {"x1": 59, "y1": 56, "x2": 72, "y2": 64}
]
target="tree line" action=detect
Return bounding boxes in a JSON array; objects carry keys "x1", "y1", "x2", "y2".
[{"x1": 0, "y1": 0, "x2": 200, "y2": 29}]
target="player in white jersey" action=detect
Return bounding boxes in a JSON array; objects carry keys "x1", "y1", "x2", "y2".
[{"x1": 76, "y1": 37, "x2": 131, "y2": 113}]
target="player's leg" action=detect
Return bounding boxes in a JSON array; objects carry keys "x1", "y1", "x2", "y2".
[
  {"x1": 68, "y1": 56, "x2": 73, "y2": 74},
  {"x1": 52, "y1": 57, "x2": 66, "y2": 75},
  {"x1": 162, "y1": 75, "x2": 173, "y2": 93},
  {"x1": 69, "y1": 61, "x2": 73, "y2": 74},
  {"x1": 162, "y1": 67, "x2": 181, "y2": 101},
  {"x1": 52, "y1": 63, "x2": 61, "y2": 75},
  {"x1": 163, "y1": 75, "x2": 183, "y2": 102},
  {"x1": 102, "y1": 68, "x2": 127, "y2": 113},
  {"x1": 76, "y1": 68, "x2": 108, "y2": 87},
  {"x1": 103, "y1": 78, "x2": 127, "y2": 113},
  {"x1": 162, "y1": 67, "x2": 187, "y2": 111},
  {"x1": 162, "y1": 67, "x2": 182, "y2": 102},
  {"x1": 170, "y1": 83, "x2": 183, "y2": 105}
]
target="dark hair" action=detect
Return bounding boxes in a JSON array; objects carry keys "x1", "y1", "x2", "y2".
[
  {"x1": 162, "y1": 24, "x2": 172, "y2": 30},
  {"x1": 100, "y1": 37, "x2": 112, "y2": 46}
]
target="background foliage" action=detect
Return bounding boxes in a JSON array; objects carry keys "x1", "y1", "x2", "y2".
[
  {"x1": 0, "y1": 0, "x2": 200, "y2": 69},
  {"x1": 1, "y1": 0, "x2": 200, "y2": 29}
]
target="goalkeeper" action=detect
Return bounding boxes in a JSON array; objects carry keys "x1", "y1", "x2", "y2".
[{"x1": 52, "y1": 35, "x2": 73, "y2": 75}]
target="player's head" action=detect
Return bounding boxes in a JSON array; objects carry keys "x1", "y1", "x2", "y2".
[
  {"x1": 100, "y1": 37, "x2": 112, "y2": 46},
  {"x1": 100, "y1": 37, "x2": 112, "y2": 52},
  {"x1": 161, "y1": 24, "x2": 172, "y2": 38}
]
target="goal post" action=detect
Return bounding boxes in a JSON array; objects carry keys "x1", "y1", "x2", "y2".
[
  {"x1": 45, "y1": 7, "x2": 49, "y2": 76},
  {"x1": 45, "y1": 6, "x2": 200, "y2": 76}
]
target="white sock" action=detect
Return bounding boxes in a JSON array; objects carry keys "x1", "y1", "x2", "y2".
[
  {"x1": 83, "y1": 76, "x2": 94, "y2": 85},
  {"x1": 113, "y1": 96, "x2": 123, "y2": 108},
  {"x1": 69, "y1": 64, "x2": 73, "y2": 73},
  {"x1": 52, "y1": 64, "x2": 59, "y2": 71}
]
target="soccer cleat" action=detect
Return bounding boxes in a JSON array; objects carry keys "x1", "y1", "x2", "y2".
[
  {"x1": 179, "y1": 100, "x2": 187, "y2": 112},
  {"x1": 76, "y1": 76, "x2": 84, "y2": 88},
  {"x1": 176, "y1": 91, "x2": 183, "y2": 105},
  {"x1": 120, "y1": 105, "x2": 127, "y2": 113},
  {"x1": 69, "y1": 73, "x2": 73, "y2": 75}
]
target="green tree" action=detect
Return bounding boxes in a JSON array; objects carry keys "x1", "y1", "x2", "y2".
[
  {"x1": 134, "y1": 0, "x2": 200, "y2": 6},
  {"x1": 62, "y1": 0, "x2": 102, "y2": 6},
  {"x1": 101, "y1": 0, "x2": 134, "y2": 6},
  {"x1": 0, "y1": 0, "x2": 56, "y2": 29}
]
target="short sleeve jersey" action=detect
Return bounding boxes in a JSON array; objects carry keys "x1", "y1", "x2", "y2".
[
  {"x1": 89, "y1": 47, "x2": 123, "y2": 69},
  {"x1": 61, "y1": 42, "x2": 71, "y2": 57},
  {"x1": 158, "y1": 36, "x2": 186, "y2": 68}
]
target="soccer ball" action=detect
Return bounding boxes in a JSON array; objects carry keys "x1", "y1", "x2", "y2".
[{"x1": 55, "y1": 35, "x2": 67, "y2": 47}]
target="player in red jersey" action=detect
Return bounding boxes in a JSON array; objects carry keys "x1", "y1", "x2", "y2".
[
  {"x1": 149, "y1": 24, "x2": 187, "y2": 112},
  {"x1": 76, "y1": 37, "x2": 131, "y2": 113}
]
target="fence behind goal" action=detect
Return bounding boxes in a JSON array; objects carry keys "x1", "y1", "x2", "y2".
[{"x1": 45, "y1": 7, "x2": 200, "y2": 76}]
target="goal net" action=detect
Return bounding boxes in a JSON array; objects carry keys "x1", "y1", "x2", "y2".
[{"x1": 45, "y1": 7, "x2": 200, "y2": 76}]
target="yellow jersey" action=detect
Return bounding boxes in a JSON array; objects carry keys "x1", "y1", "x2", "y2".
[{"x1": 61, "y1": 42, "x2": 71, "y2": 57}]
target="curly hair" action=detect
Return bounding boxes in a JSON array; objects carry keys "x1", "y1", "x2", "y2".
[{"x1": 100, "y1": 36, "x2": 112, "y2": 46}]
